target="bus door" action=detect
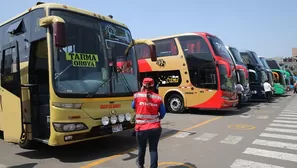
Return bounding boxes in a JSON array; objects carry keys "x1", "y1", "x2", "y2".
[{"x1": 0, "y1": 41, "x2": 24, "y2": 142}]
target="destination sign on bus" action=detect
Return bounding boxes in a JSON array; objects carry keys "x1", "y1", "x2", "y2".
[{"x1": 66, "y1": 52, "x2": 99, "y2": 67}]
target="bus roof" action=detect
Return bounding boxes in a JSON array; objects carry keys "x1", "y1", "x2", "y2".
[
  {"x1": 148, "y1": 32, "x2": 217, "y2": 41},
  {"x1": 0, "y1": 2, "x2": 128, "y2": 28}
]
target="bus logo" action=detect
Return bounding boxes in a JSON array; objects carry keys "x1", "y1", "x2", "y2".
[{"x1": 156, "y1": 59, "x2": 166, "y2": 67}]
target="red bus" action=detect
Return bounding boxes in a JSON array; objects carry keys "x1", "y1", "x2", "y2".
[{"x1": 135, "y1": 32, "x2": 238, "y2": 113}]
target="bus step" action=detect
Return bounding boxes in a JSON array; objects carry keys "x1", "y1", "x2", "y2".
[{"x1": 34, "y1": 138, "x2": 49, "y2": 144}]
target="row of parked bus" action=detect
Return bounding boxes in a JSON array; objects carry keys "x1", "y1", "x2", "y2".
[
  {"x1": 0, "y1": 2, "x2": 294, "y2": 149},
  {"x1": 134, "y1": 33, "x2": 296, "y2": 113}
]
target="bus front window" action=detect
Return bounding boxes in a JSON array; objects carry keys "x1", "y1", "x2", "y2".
[
  {"x1": 260, "y1": 70, "x2": 268, "y2": 83},
  {"x1": 218, "y1": 64, "x2": 236, "y2": 92},
  {"x1": 102, "y1": 21, "x2": 139, "y2": 94},
  {"x1": 51, "y1": 10, "x2": 138, "y2": 97}
]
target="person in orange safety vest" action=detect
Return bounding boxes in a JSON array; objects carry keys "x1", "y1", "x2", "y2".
[{"x1": 132, "y1": 77, "x2": 166, "y2": 168}]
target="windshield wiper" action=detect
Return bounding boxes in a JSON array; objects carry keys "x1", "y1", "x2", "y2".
[
  {"x1": 86, "y1": 62, "x2": 133, "y2": 98},
  {"x1": 86, "y1": 74, "x2": 116, "y2": 98},
  {"x1": 117, "y1": 68, "x2": 132, "y2": 93},
  {"x1": 55, "y1": 64, "x2": 72, "y2": 79}
]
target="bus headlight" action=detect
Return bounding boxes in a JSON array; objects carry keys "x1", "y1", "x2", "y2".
[
  {"x1": 101, "y1": 116, "x2": 109, "y2": 126},
  {"x1": 118, "y1": 114, "x2": 125, "y2": 123},
  {"x1": 52, "y1": 102, "x2": 82, "y2": 109},
  {"x1": 125, "y1": 113, "x2": 131, "y2": 121},
  {"x1": 53, "y1": 123, "x2": 88, "y2": 132},
  {"x1": 110, "y1": 115, "x2": 117, "y2": 124},
  {"x1": 63, "y1": 124, "x2": 76, "y2": 131}
]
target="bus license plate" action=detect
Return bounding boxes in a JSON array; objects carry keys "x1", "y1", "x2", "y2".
[{"x1": 112, "y1": 124, "x2": 123, "y2": 133}]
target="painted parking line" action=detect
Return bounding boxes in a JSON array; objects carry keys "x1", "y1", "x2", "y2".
[{"x1": 220, "y1": 135, "x2": 243, "y2": 145}]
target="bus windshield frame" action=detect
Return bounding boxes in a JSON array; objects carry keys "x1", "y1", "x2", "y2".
[{"x1": 50, "y1": 9, "x2": 139, "y2": 98}]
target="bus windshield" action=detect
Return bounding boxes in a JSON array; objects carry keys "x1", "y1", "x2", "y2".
[
  {"x1": 266, "y1": 60, "x2": 282, "y2": 69},
  {"x1": 238, "y1": 70, "x2": 247, "y2": 86},
  {"x1": 229, "y1": 47, "x2": 244, "y2": 64},
  {"x1": 260, "y1": 70, "x2": 268, "y2": 83},
  {"x1": 218, "y1": 64, "x2": 236, "y2": 92},
  {"x1": 259, "y1": 57, "x2": 270, "y2": 70},
  {"x1": 251, "y1": 52, "x2": 264, "y2": 66},
  {"x1": 51, "y1": 10, "x2": 138, "y2": 97},
  {"x1": 208, "y1": 36, "x2": 232, "y2": 60}
]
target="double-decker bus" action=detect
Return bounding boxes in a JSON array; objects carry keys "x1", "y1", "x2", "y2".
[
  {"x1": 266, "y1": 59, "x2": 287, "y2": 94},
  {"x1": 0, "y1": 2, "x2": 157, "y2": 149},
  {"x1": 135, "y1": 32, "x2": 238, "y2": 113},
  {"x1": 225, "y1": 46, "x2": 251, "y2": 102},
  {"x1": 239, "y1": 50, "x2": 268, "y2": 99},
  {"x1": 258, "y1": 56, "x2": 274, "y2": 93}
]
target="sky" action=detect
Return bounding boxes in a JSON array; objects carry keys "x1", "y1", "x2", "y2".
[{"x1": 0, "y1": 0, "x2": 296, "y2": 57}]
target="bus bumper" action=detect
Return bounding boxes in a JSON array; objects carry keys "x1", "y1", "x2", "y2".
[
  {"x1": 48, "y1": 120, "x2": 135, "y2": 146},
  {"x1": 221, "y1": 99, "x2": 238, "y2": 108}
]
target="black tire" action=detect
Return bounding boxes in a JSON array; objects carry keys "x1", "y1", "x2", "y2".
[
  {"x1": 19, "y1": 132, "x2": 37, "y2": 149},
  {"x1": 166, "y1": 93, "x2": 185, "y2": 113}
]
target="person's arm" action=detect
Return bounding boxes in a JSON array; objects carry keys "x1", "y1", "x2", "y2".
[
  {"x1": 159, "y1": 102, "x2": 166, "y2": 119},
  {"x1": 132, "y1": 100, "x2": 135, "y2": 109}
]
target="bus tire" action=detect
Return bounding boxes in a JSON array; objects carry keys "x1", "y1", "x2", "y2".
[
  {"x1": 166, "y1": 93, "x2": 185, "y2": 113},
  {"x1": 19, "y1": 132, "x2": 36, "y2": 149}
]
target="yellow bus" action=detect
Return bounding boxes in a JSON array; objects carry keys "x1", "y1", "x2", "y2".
[
  {"x1": 0, "y1": 2, "x2": 156, "y2": 149},
  {"x1": 135, "y1": 32, "x2": 238, "y2": 113}
]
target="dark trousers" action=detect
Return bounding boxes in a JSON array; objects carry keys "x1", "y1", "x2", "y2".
[
  {"x1": 265, "y1": 91, "x2": 272, "y2": 102},
  {"x1": 136, "y1": 128, "x2": 162, "y2": 168},
  {"x1": 294, "y1": 87, "x2": 297, "y2": 93}
]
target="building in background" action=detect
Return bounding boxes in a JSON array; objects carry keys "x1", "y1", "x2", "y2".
[{"x1": 292, "y1": 47, "x2": 297, "y2": 57}]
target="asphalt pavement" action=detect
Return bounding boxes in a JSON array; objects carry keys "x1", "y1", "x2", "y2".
[{"x1": 0, "y1": 92, "x2": 297, "y2": 168}]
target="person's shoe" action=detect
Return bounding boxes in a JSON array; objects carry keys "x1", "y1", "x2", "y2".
[{"x1": 136, "y1": 159, "x2": 144, "y2": 168}]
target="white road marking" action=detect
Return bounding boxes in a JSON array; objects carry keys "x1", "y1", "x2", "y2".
[
  {"x1": 240, "y1": 115, "x2": 251, "y2": 118},
  {"x1": 269, "y1": 123, "x2": 297, "y2": 128},
  {"x1": 243, "y1": 148, "x2": 297, "y2": 162},
  {"x1": 273, "y1": 120, "x2": 297, "y2": 124},
  {"x1": 0, "y1": 165, "x2": 7, "y2": 168},
  {"x1": 272, "y1": 106, "x2": 281, "y2": 108},
  {"x1": 281, "y1": 112, "x2": 297, "y2": 114},
  {"x1": 257, "y1": 116, "x2": 269, "y2": 119},
  {"x1": 260, "y1": 133, "x2": 297, "y2": 141},
  {"x1": 253, "y1": 139, "x2": 297, "y2": 150},
  {"x1": 194, "y1": 133, "x2": 217, "y2": 141},
  {"x1": 265, "y1": 127, "x2": 297, "y2": 134},
  {"x1": 220, "y1": 135, "x2": 243, "y2": 145},
  {"x1": 279, "y1": 114, "x2": 297, "y2": 117},
  {"x1": 230, "y1": 159, "x2": 284, "y2": 168},
  {"x1": 276, "y1": 117, "x2": 297, "y2": 120},
  {"x1": 172, "y1": 132, "x2": 191, "y2": 138}
]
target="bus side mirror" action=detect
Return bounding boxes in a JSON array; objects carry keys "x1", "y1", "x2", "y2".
[
  {"x1": 53, "y1": 22, "x2": 66, "y2": 48},
  {"x1": 149, "y1": 45, "x2": 157, "y2": 62},
  {"x1": 39, "y1": 16, "x2": 66, "y2": 48}
]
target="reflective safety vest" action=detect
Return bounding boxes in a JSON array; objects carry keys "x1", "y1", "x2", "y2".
[{"x1": 134, "y1": 91, "x2": 162, "y2": 131}]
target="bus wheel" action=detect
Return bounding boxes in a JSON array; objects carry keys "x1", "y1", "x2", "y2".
[
  {"x1": 166, "y1": 93, "x2": 185, "y2": 113},
  {"x1": 19, "y1": 132, "x2": 36, "y2": 149}
]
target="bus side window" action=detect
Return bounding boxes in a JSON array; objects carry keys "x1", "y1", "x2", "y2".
[
  {"x1": 153, "y1": 38, "x2": 178, "y2": 57},
  {"x1": 135, "y1": 44, "x2": 150, "y2": 59},
  {"x1": 3, "y1": 49, "x2": 14, "y2": 74}
]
